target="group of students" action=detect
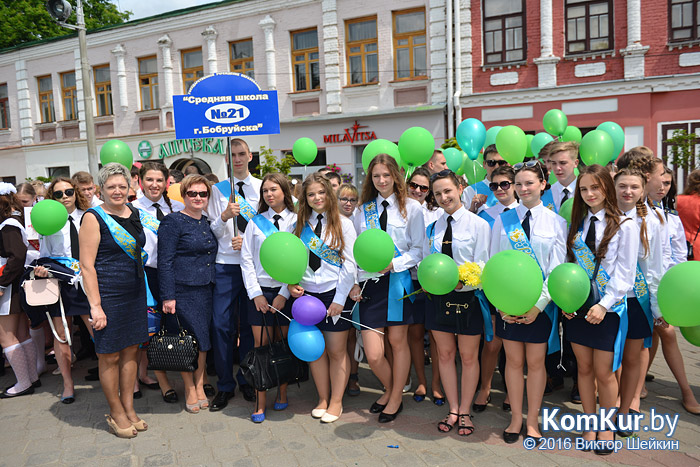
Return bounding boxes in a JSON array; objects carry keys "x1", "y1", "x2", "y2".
[{"x1": 0, "y1": 137, "x2": 698, "y2": 451}]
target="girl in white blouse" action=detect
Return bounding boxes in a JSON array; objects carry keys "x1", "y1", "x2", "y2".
[
  {"x1": 288, "y1": 173, "x2": 357, "y2": 424},
  {"x1": 490, "y1": 161, "x2": 567, "y2": 444}
]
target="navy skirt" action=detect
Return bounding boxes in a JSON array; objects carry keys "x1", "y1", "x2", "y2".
[
  {"x1": 408, "y1": 280, "x2": 426, "y2": 326},
  {"x1": 300, "y1": 290, "x2": 351, "y2": 332},
  {"x1": 359, "y1": 274, "x2": 415, "y2": 328},
  {"x1": 626, "y1": 297, "x2": 652, "y2": 340},
  {"x1": 495, "y1": 308, "x2": 552, "y2": 343},
  {"x1": 567, "y1": 311, "x2": 621, "y2": 352},
  {"x1": 52, "y1": 284, "x2": 90, "y2": 318},
  {"x1": 174, "y1": 283, "x2": 214, "y2": 352},
  {"x1": 426, "y1": 290, "x2": 484, "y2": 336},
  {"x1": 247, "y1": 286, "x2": 291, "y2": 327}
]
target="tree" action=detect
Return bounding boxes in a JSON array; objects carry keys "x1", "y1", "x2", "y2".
[
  {"x1": 666, "y1": 129, "x2": 699, "y2": 172},
  {"x1": 255, "y1": 146, "x2": 296, "y2": 176},
  {"x1": 0, "y1": 1, "x2": 131, "y2": 49}
]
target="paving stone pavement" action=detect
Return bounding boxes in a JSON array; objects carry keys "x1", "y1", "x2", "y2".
[{"x1": 1, "y1": 329, "x2": 699, "y2": 467}]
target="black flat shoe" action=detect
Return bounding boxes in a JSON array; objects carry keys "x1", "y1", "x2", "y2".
[
  {"x1": 210, "y1": 390, "x2": 235, "y2": 411},
  {"x1": 203, "y1": 384, "x2": 215, "y2": 398},
  {"x1": 138, "y1": 379, "x2": 160, "y2": 390},
  {"x1": 503, "y1": 429, "x2": 521, "y2": 444},
  {"x1": 240, "y1": 384, "x2": 256, "y2": 402},
  {"x1": 32, "y1": 379, "x2": 42, "y2": 389},
  {"x1": 0, "y1": 386, "x2": 35, "y2": 398},
  {"x1": 378, "y1": 403, "x2": 403, "y2": 423},
  {"x1": 502, "y1": 402, "x2": 511, "y2": 412},
  {"x1": 133, "y1": 391, "x2": 143, "y2": 400},
  {"x1": 595, "y1": 434, "x2": 616, "y2": 455},
  {"x1": 87, "y1": 366, "x2": 99, "y2": 375},
  {"x1": 524, "y1": 434, "x2": 543, "y2": 445},
  {"x1": 472, "y1": 394, "x2": 491, "y2": 413},
  {"x1": 370, "y1": 400, "x2": 386, "y2": 413},
  {"x1": 162, "y1": 389, "x2": 178, "y2": 403}
]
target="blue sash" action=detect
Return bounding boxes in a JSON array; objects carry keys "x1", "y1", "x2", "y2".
[
  {"x1": 251, "y1": 214, "x2": 278, "y2": 238},
  {"x1": 500, "y1": 209, "x2": 559, "y2": 353},
  {"x1": 427, "y1": 222, "x2": 493, "y2": 341},
  {"x1": 49, "y1": 256, "x2": 80, "y2": 275},
  {"x1": 362, "y1": 200, "x2": 415, "y2": 321},
  {"x1": 300, "y1": 223, "x2": 342, "y2": 268},
  {"x1": 634, "y1": 263, "x2": 653, "y2": 348},
  {"x1": 138, "y1": 209, "x2": 159, "y2": 234},
  {"x1": 477, "y1": 210, "x2": 495, "y2": 229},
  {"x1": 90, "y1": 206, "x2": 156, "y2": 307},
  {"x1": 474, "y1": 180, "x2": 499, "y2": 208},
  {"x1": 571, "y1": 228, "x2": 627, "y2": 371},
  {"x1": 213, "y1": 180, "x2": 257, "y2": 222},
  {"x1": 541, "y1": 189, "x2": 557, "y2": 213}
]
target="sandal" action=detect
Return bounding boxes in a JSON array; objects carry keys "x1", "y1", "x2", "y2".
[
  {"x1": 458, "y1": 414, "x2": 475, "y2": 437},
  {"x1": 437, "y1": 412, "x2": 458, "y2": 433},
  {"x1": 129, "y1": 418, "x2": 148, "y2": 432},
  {"x1": 198, "y1": 399, "x2": 209, "y2": 409},
  {"x1": 105, "y1": 415, "x2": 137, "y2": 438},
  {"x1": 185, "y1": 402, "x2": 200, "y2": 414}
]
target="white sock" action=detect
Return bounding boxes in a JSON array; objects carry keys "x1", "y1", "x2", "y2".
[
  {"x1": 29, "y1": 327, "x2": 46, "y2": 374},
  {"x1": 20, "y1": 339, "x2": 39, "y2": 383},
  {"x1": 3, "y1": 344, "x2": 32, "y2": 394}
]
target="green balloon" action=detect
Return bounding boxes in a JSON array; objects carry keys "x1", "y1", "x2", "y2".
[
  {"x1": 658, "y1": 261, "x2": 700, "y2": 327},
  {"x1": 548, "y1": 171, "x2": 558, "y2": 185},
  {"x1": 462, "y1": 158, "x2": 487, "y2": 186},
  {"x1": 362, "y1": 139, "x2": 401, "y2": 172},
  {"x1": 596, "y1": 122, "x2": 625, "y2": 162},
  {"x1": 558, "y1": 198, "x2": 574, "y2": 226},
  {"x1": 495, "y1": 125, "x2": 527, "y2": 165},
  {"x1": 562, "y1": 126, "x2": 582, "y2": 143},
  {"x1": 443, "y1": 147, "x2": 463, "y2": 172},
  {"x1": 260, "y1": 232, "x2": 308, "y2": 284},
  {"x1": 482, "y1": 250, "x2": 543, "y2": 316},
  {"x1": 548, "y1": 263, "x2": 590, "y2": 314},
  {"x1": 542, "y1": 109, "x2": 568, "y2": 137},
  {"x1": 580, "y1": 130, "x2": 614, "y2": 166},
  {"x1": 292, "y1": 137, "x2": 318, "y2": 165},
  {"x1": 398, "y1": 127, "x2": 435, "y2": 167},
  {"x1": 417, "y1": 253, "x2": 459, "y2": 295},
  {"x1": 100, "y1": 139, "x2": 133, "y2": 169},
  {"x1": 353, "y1": 229, "x2": 395, "y2": 273},
  {"x1": 531, "y1": 132, "x2": 554, "y2": 159},
  {"x1": 30, "y1": 199, "x2": 68, "y2": 236},
  {"x1": 525, "y1": 134, "x2": 535, "y2": 158},
  {"x1": 680, "y1": 325, "x2": 700, "y2": 347},
  {"x1": 484, "y1": 126, "x2": 502, "y2": 148}
]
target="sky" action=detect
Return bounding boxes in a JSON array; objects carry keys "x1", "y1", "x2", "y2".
[{"x1": 114, "y1": 0, "x2": 220, "y2": 20}]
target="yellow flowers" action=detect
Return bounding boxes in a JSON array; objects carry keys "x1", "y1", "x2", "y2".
[{"x1": 458, "y1": 261, "x2": 484, "y2": 289}]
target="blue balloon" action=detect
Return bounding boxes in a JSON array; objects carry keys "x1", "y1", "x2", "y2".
[
  {"x1": 287, "y1": 320, "x2": 325, "y2": 362},
  {"x1": 456, "y1": 118, "x2": 486, "y2": 161}
]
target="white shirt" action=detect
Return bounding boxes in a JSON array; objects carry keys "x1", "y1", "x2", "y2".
[
  {"x1": 482, "y1": 200, "x2": 519, "y2": 229},
  {"x1": 299, "y1": 212, "x2": 357, "y2": 306},
  {"x1": 90, "y1": 195, "x2": 103, "y2": 207},
  {"x1": 209, "y1": 174, "x2": 263, "y2": 264},
  {"x1": 665, "y1": 210, "x2": 688, "y2": 267},
  {"x1": 551, "y1": 179, "x2": 577, "y2": 209},
  {"x1": 421, "y1": 203, "x2": 443, "y2": 228},
  {"x1": 490, "y1": 202, "x2": 567, "y2": 311},
  {"x1": 353, "y1": 194, "x2": 425, "y2": 281},
  {"x1": 240, "y1": 208, "x2": 296, "y2": 300},
  {"x1": 39, "y1": 209, "x2": 85, "y2": 259},
  {"x1": 461, "y1": 179, "x2": 491, "y2": 214},
  {"x1": 132, "y1": 195, "x2": 184, "y2": 268},
  {"x1": 578, "y1": 208, "x2": 639, "y2": 312},
  {"x1": 423, "y1": 206, "x2": 491, "y2": 292}
]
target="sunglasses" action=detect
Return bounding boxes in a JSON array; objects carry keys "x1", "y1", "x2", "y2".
[
  {"x1": 513, "y1": 160, "x2": 545, "y2": 180},
  {"x1": 489, "y1": 181, "x2": 512, "y2": 192},
  {"x1": 52, "y1": 189, "x2": 75, "y2": 199},
  {"x1": 338, "y1": 197, "x2": 358, "y2": 204},
  {"x1": 485, "y1": 160, "x2": 509, "y2": 168},
  {"x1": 186, "y1": 191, "x2": 209, "y2": 198},
  {"x1": 430, "y1": 169, "x2": 453, "y2": 182},
  {"x1": 408, "y1": 181, "x2": 429, "y2": 193}
]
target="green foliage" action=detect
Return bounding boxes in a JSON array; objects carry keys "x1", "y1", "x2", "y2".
[
  {"x1": 0, "y1": 0, "x2": 132, "y2": 49},
  {"x1": 255, "y1": 146, "x2": 295, "y2": 176},
  {"x1": 25, "y1": 176, "x2": 52, "y2": 183},
  {"x1": 666, "y1": 129, "x2": 699, "y2": 172},
  {"x1": 441, "y1": 137, "x2": 461, "y2": 150}
]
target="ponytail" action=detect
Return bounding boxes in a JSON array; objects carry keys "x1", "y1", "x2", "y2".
[
  {"x1": 162, "y1": 188, "x2": 174, "y2": 212},
  {"x1": 647, "y1": 198, "x2": 665, "y2": 224},
  {"x1": 636, "y1": 199, "x2": 650, "y2": 259}
]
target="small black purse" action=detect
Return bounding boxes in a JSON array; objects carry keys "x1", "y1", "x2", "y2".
[
  {"x1": 241, "y1": 313, "x2": 309, "y2": 391},
  {"x1": 147, "y1": 313, "x2": 199, "y2": 372},
  {"x1": 688, "y1": 225, "x2": 700, "y2": 261},
  {"x1": 575, "y1": 260, "x2": 601, "y2": 318}
]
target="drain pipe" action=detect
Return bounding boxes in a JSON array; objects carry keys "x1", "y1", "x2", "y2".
[
  {"x1": 453, "y1": 0, "x2": 462, "y2": 127},
  {"x1": 446, "y1": 0, "x2": 454, "y2": 138}
]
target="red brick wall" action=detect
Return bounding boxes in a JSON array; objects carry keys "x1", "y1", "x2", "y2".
[{"x1": 642, "y1": 0, "x2": 700, "y2": 76}]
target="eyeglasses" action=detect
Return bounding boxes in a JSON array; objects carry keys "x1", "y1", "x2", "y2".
[
  {"x1": 408, "y1": 181, "x2": 429, "y2": 193},
  {"x1": 52, "y1": 189, "x2": 75, "y2": 199},
  {"x1": 338, "y1": 197, "x2": 358, "y2": 204},
  {"x1": 489, "y1": 181, "x2": 512, "y2": 192},
  {"x1": 430, "y1": 169, "x2": 452, "y2": 182},
  {"x1": 513, "y1": 160, "x2": 545, "y2": 180},
  {"x1": 485, "y1": 160, "x2": 509, "y2": 168},
  {"x1": 186, "y1": 191, "x2": 209, "y2": 198}
]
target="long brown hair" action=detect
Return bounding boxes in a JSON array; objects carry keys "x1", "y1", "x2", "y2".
[
  {"x1": 294, "y1": 173, "x2": 345, "y2": 261},
  {"x1": 614, "y1": 168, "x2": 650, "y2": 258},
  {"x1": 258, "y1": 173, "x2": 295, "y2": 214},
  {"x1": 360, "y1": 153, "x2": 408, "y2": 218},
  {"x1": 683, "y1": 169, "x2": 700, "y2": 196},
  {"x1": 566, "y1": 165, "x2": 626, "y2": 262},
  {"x1": 46, "y1": 177, "x2": 90, "y2": 211},
  {"x1": 0, "y1": 193, "x2": 23, "y2": 221},
  {"x1": 139, "y1": 161, "x2": 173, "y2": 212}
]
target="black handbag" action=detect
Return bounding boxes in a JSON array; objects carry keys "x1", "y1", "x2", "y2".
[
  {"x1": 575, "y1": 259, "x2": 601, "y2": 318},
  {"x1": 241, "y1": 313, "x2": 309, "y2": 391},
  {"x1": 688, "y1": 224, "x2": 700, "y2": 261},
  {"x1": 147, "y1": 312, "x2": 199, "y2": 372}
]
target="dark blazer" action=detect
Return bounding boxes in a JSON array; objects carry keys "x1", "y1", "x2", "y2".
[{"x1": 157, "y1": 212, "x2": 217, "y2": 301}]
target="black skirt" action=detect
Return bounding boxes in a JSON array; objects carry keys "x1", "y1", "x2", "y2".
[
  {"x1": 300, "y1": 290, "x2": 351, "y2": 333},
  {"x1": 567, "y1": 311, "x2": 621, "y2": 352},
  {"x1": 495, "y1": 309, "x2": 552, "y2": 343},
  {"x1": 408, "y1": 279, "x2": 426, "y2": 326},
  {"x1": 359, "y1": 274, "x2": 415, "y2": 328},
  {"x1": 247, "y1": 286, "x2": 291, "y2": 327},
  {"x1": 426, "y1": 290, "x2": 484, "y2": 336},
  {"x1": 625, "y1": 296, "x2": 652, "y2": 340}
]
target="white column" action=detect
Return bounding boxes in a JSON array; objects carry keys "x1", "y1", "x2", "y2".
[
  {"x1": 258, "y1": 15, "x2": 277, "y2": 90},
  {"x1": 322, "y1": 0, "x2": 341, "y2": 114},
  {"x1": 202, "y1": 26, "x2": 218, "y2": 75},
  {"x1": 111, "y1": 44, "x2": 128, "y2": 111},
  {"x1": 158, "y1": 35, "x2": 174, "y2": 107},
  {"x1": 15, "y1": 59, "x2": 33, "y2": 145},
  {"x1": 74, "y1": 49, "x2": 87, "y2": 138},
  {"x1": 429, "y1": 0, "x2": 447, "y2": 107},
  {"x1": 621, "y1": 0, "x2": 648, "y2": 80},
  {"x1": 533, "y1": 0, "x2": 559, "y2": 88}
]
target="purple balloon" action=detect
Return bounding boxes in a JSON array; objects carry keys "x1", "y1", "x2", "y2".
[{"x1": 292, "y1": 295, "x2": 327, "y2": 326}]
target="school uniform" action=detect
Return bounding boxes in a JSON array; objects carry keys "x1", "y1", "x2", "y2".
[
  {"x1": 354, "y1": 195, "x2": 425, "y2": 328},
  {"x1": 490, "y1": 202, "x2": 567, "y2": 343},
  {"x1": 424, "y1": 206, "x2": 491, "y2": 335},
  {"x1": 550, "y1": 180, "x2": 577, "y2": 210},
  {"x1": 461, "y1": 178, "x2": 498, "y2": 214},
  {"x1": 408, "y1": 203, "x2": 443, "y2": 323},
  {"x1": 478, "y1": 200, "x2": 519, "y2": 229},
  {"x1": 240, "y1": 208, "x2": 295, "y2": 326},
  {"x1": 660, "y1": 203, "x2": 688, "y2": 267}
]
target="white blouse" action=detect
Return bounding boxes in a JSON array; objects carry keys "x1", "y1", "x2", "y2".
[
  {"x1": 550, "y1": 179, "x2": 577, "y2": 209},
  {"x1": 482, "y1": 200, "x2": 519, "y2": 229},
  {"x1": 665, "y1": 211, "x2": 688, "y2": 267},
  {"x1": 132, "y1": 195, "x2": 184, "y2": 268},
  {"x1": 39, "y1": 209, "x2": 85, "y2": 259}
]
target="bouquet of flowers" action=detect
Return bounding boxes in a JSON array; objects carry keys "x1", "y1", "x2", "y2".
[{"x1": 457, "y1": 261, "x2": 485, "y2": 289}]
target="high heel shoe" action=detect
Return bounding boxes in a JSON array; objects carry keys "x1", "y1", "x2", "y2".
[
  {"x1": 198, "y1": 399, "x2": 209, "y2": 409},
  {"x1": 472, "y1": 394, "x2": 491, "y2": 413},
  {"x1": 130, "y1": 418, "x2": 148, "y2": 432},
  {"x1": 185, "y1": 402, "x2": 200, "y2": 414},
  {"x1": 105, "y1": 415, "x2": 137, "y2": 439}
]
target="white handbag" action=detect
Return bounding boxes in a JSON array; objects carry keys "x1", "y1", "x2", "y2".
[{"x1": 22, "y1": 274, "x2": 71, "y2": 345}]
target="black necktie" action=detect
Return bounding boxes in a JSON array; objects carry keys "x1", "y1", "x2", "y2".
[
  {"x1": 69, "y1": 216, "x2": 80, "y2": 260},
  {"x1": 585, "y1": 216, "x2": 598, "y2": 254},
  {"x1": 152, "y1": 202, "x2": 165, "y2": 221},
  {"x1": 236, "y1": 181, "x2": 248, "y2": 233},
  {"x1": 503, "y1": 207, "x2": 510, "y2": 212},
  {"x1": 273, "y1": 214, "x2": 282, "y2": 230},
  {"x1": 379, "y1": 200, "x2": 389, "y2": 231},
  {"x1": 561, "y1": 188, "x2": 570, "y2": 205},
  {"x1": 309, "y1": 214, "x2": 323, "y2": 272},
  {"x1": 441, "y1": 216, "x2": 453, "y2": 258},
  {"x1": 521, "y1": 210, "x2": 532, "y2": 241}
]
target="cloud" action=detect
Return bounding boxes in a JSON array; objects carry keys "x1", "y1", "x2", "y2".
[{"x1": 116, "y1": 0, "x2": 219, "y2": 20}]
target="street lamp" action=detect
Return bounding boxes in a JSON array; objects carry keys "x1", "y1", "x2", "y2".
[{"x1": 46, "y1": 0, "x2": 99, "y2": 176}]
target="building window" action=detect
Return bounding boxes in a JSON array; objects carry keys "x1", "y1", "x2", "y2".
[
  {"x1": 0, "y1": 84, "x2": 9, "y2": 129},
  {"x1": 393, "y1": 8, "x2": 427, "y2": 80},
  {"x1": 38, "y1": 75, "x2": 55, "y2": 123},
  {"x1": 230, "y1": 39, "x2": 254, "y2": 78},
  {"x1": 670, "y1": 0, "x2": 700, "y2": 42},
  {"x1": 182, "y1": 48, "x2": 204, "y2": 93},
  {"x1": 60, "y1": 72, "x2": 78, "y2": 121},
  {"x1": 139, "y1": 56, "x2": 159, "y2": 111},
  {"x1": 566, "y1": 0, "x2": 613, "y2": 54},
  {"x1": 346, "y1": 17, "x2": 378, "y2": 85},
  {"x1": 291, "y1": 28, "x2": 320, "y2": 92},
  {"x1": 483, "y1": 0, "x2": 525, "y2": 64},
  {"x1": 94, "y1": 65, "x2": 113, "y2": 116},
  {"x1": 47, "y1": 166, "x2": 71, "y2": 179}
]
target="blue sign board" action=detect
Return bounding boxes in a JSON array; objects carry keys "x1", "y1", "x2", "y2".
[{"x1": 173, "y1": 73, "x2": 280, "y2": 140}]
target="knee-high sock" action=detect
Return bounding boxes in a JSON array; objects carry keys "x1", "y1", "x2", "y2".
[
  {"x1": 29, "y1": 327, "x2": 46, "y2": 374},
  {"x1": 20, "y1": 339, "x2": 39, "y2": 383},
  {"x1": 3, "y1": 343, "x2": 32, "y2": 393}
]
